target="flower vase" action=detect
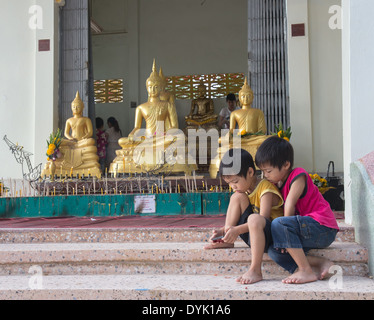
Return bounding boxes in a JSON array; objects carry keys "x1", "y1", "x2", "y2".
[{"x1": 50, "y1": 161, "x2": 56, "y2": 180}]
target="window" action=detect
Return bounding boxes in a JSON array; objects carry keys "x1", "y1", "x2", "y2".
[
  {"x1": 166, "y1": 73, "x2": 245, "y2": 100},
  {"x1": 94, "y1": 79, "x2": 124, "y2": 103}
]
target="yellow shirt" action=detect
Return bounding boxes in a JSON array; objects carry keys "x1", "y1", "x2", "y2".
[{"x1": 247, "y1": 179, "x2": 284, "y2": 221}]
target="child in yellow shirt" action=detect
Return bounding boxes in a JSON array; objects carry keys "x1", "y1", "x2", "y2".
[{"x1": 204, "y1": 148, "x2": 283, "y2": 284}]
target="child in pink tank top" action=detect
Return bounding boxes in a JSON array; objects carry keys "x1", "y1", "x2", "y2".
[{"x1": 255, "y1": 136, "x2": 339, "y2": 284}]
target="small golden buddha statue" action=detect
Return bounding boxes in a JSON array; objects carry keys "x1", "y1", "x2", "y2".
[
  {"x1": 185, "y1": 80, "x2": 218, "y2": 131},
  {"x1": 41, "y1": 91, "x2": 101, "y2": 178},
  {"x1": 209, "y1": 78, "x2": 270, "y2": 178},
  {"x1": 109, "y1": 60, "x2": 197, "y2": 175}
]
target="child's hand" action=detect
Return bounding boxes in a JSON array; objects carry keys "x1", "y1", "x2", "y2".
[
  {"x1": 208, "y1": 228, "x2": 224, "y2": 243},
  {"x1": 222, "y1": 226, "x2": 239, "y2": 244}
]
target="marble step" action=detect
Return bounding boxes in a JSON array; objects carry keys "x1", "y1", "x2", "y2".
[
  {"x1": 1, "y1": 274, "x2": 373, "y2": 300},
  {"x1": 0, "y1": 221, "x2": 354, "y2": 244},
  {"x1": 0, "y1": 241, "x2": 368, "y2": 277}
]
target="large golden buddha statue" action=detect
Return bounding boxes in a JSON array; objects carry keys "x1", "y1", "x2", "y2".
[
  {"x1": 185, "y1": 80, "x2": 218, "y2": 131},
  {"x1": 42, "y1": 91, "x2": 101, "y2": 178},
  {"x1": 109, "y1": 60, "x2": 196, "y2": 175},
  {"x1": 209, "y1": 78, "x2": 270, "y2": 177}
]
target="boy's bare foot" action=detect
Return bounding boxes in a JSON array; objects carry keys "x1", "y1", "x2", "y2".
[
  {"x1": 317, "y1": 259, "x2": 335, "y2": 280},
  {"x1": 236, "y1": 269, "x2": 263, "y2": 284},
  {"x1": 282, "y1": 269, "x2": 318, "y2": 284},
  {"x1": 203, "y1": 242, "x2": 234, "y2": 250},
  {"x1": 308, "y1": 256, "x2": 335, "y2": 280}
]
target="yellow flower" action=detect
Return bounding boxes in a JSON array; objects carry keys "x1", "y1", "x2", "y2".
[
  {"x1": 47, "y1": 148, "x2": 54, "y2": 156},
  {"x1": 238, "y1": 129, "x2": 247, "y2": 136},
  {"x1": 313, "y1": 174, "x2": 320, "y2": 180},
  {"x1": 49, "y1": 144, "x2": 56, "y2": 150},
  {"x1": 283, "y1": 137, "x2": 290, "y2": 142},
  {"x1": 278, "y1": 130, "x2": 283, "y2": 138}
]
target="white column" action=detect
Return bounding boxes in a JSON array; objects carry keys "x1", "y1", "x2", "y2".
[
  {"x1": 33, "y1": 0, "x2": 59, "y2": 172},
  {"x1": 285, "y1": 0, "x2": 314, "y2": 171}
]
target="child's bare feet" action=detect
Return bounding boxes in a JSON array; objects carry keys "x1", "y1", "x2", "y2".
[
  {"x1": 236, "y1": 269, "x2": 263, "y2": 284},
  {"x1": 282, "y1": 269, "x2": 318, "y2": 284},
  {"x1": 203, "y1": 242, "x2": 234, "y2": 250},
  {"x1": 317, "y1": 259, "x2": 335, "y2": 280},
  {"x1": 307, "y1": 255, "x2": 335, "y2": 280}
]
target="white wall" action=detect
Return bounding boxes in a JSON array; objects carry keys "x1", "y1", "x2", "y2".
[
  {"x1": 342, "y1": 0, "x2": 374, "y2": 224},
  {"x1": 138, "y1": 0, "x2": 248, "y2": 128},
  {"x1": 308, "y1": 0, "x2": 343, "y2": 173},
  {"x1": 286, "y1": 0, "x2": 343, "y2": 173},
  {"x1": 91, "y1": 0, "x2": 129, "y2": 135},
  {"x1": 92, "y1": 0, "x2": 248, "y2": 136},
  {"x1": 0, "y1": 0, "x2": 58, "y2": 180},
  {"x1": 286, "y1": 0, "x2": 314, "y2": 172}
]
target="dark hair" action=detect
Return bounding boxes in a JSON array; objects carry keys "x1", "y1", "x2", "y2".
[
  {"x1": 107, "y1": 117, "x2": 121, "y2": 133},
  {"x1": 255, "y1": 136, "x2": 294, "y2": 170},
  {"x1": 96, "y1": 117, "x2": 104, "y2": 129},
  {"x1": 219, "y1": 148, "x2": 255, "y2": 178},
  {"x1": 226, "y1": 93, "x2": 236, "y2": 101}
]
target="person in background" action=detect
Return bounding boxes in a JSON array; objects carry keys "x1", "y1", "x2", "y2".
[
  {"x1": 95, "y1": 117, "x2": 107, "y2": 174},
  {"x1": 218, "y1": 93, "x2": 239, "y2": 129},
  {"x1": 105, "y1": 117, "x2": 122, "y2": 171}
]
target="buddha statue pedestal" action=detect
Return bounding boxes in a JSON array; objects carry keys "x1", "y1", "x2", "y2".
[
  {"x1": 41, "y1": 91, "x2": 101, "y2": 179},
  {"x1": 110, "y1": 135, "x2": 196, "y2": 176}
]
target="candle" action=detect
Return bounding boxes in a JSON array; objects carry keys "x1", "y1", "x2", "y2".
[
  {"x1": 178, "y1": 184, "x2": 180, "y2": 193},
  {"x1": 70, "y1": 167, "x2": 73, "y2": 177}
]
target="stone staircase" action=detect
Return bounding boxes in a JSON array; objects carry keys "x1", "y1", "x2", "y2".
[{"x1": 0, "y1": 219, "x2": 373, "y2": 300}]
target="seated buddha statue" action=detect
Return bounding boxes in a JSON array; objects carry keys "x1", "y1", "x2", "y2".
[
  {"x1": 209, "y1": 78, "x2": 270, "y2": 178},
  {"x1": 109, "y1": 60, "x2": 197, "y2": 175},
  {"x1": 41, "y1": 91, "x2": 101, "y2": 178},
  {"x1": 185, "y1": 80, "x2": 218, "y2": 131}
]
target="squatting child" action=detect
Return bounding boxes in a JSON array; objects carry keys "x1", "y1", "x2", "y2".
[
  {"x1": 255, "y1": 136, "x2": 339, "y2": 284},
  {"x1": 204, "y1": 148, "x2": 284, "y2": 284}
]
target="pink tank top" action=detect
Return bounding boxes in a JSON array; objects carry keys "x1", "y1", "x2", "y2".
[{"x1": 280, "y1": 168, "x2": 339, "y2": 230}]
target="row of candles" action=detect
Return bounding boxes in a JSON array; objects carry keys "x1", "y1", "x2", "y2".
[{"x1": 0, "y1": 174, "x2": 231, "y2": 198}]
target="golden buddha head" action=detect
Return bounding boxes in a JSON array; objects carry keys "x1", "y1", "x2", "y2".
[
  {"x1": 238, "y1": 78, "x2": 254, "y2": 106},
  {"x1": 197, "y1": 80, "x2": 207, "y2": 98},
  {"x1": 146, "y1": 59, "x2": 162, "y2": 98},
  {"x1": 71, "y1": 91, "x2": 84, "y2": 116}
]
